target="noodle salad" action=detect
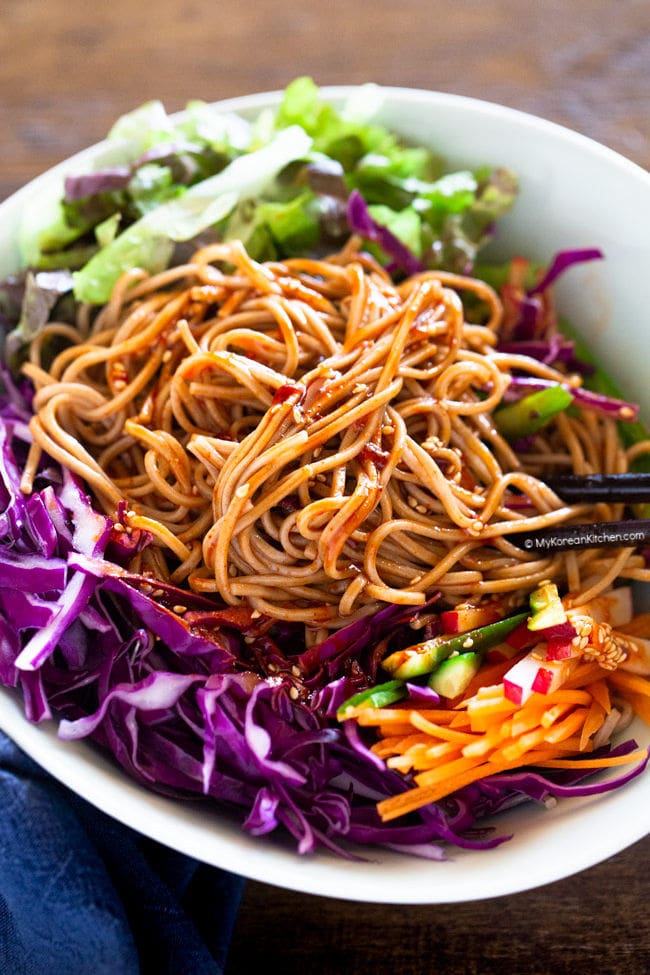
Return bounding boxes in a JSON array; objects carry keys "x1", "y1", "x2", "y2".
[{"x1": 1, "y1": 78, "x2": 650, "y2": 859}]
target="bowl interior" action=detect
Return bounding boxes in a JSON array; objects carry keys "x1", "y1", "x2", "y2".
[{"x1": 1, "y1": 87, "x2": 649, "y2": 903}]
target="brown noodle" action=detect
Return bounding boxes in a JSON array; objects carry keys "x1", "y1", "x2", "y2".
[{"x1": 21, "y1": 238, "x2": 650, "y2": 632}]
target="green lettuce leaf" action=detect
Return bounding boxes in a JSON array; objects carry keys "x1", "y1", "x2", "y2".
[{"x1": 72, "y1": 125, "x2": 313, "y2": 303}]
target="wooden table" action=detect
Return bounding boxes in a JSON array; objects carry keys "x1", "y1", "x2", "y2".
[{"x1": 1, "y1": 2, "x2": 649, "y2": 973}]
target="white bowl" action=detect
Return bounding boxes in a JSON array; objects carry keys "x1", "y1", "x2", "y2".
[{"x1": 1, "y1": 86, "x2": 649, "y2": 904}]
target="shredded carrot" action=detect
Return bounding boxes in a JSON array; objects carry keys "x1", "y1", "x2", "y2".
[
  {"x1": 536, "y1": 748, "x2": 648, "y2": 770},
  {"x1": 377, "y1": 748, "x2": 564, "y2": 821},
  {"x1": 425, "y1": 741, "x2": 461, "y2": 761},
  {"x1": 586, "y1": 679, "x2": 611, "y2": 714},
  {"x1": 413, "y1": 754, "x2": 486, "y2": 788},
  {"x1": 543, "y1": 708, "x2": 591, "y2": 744},
  {"x1": 607, "y1": 670, "x2": 650, "y2": 699},
  {"x1": 561, "y1": 662, "x2": 605, "y2": 688},
  {"x1": 377, "y1": 746, "x2": 648, "y2": 821},
  {"x1": 347, "y1": 632, "x2": 650, "y2": 823},
  {"x1": 540, "y1": 702, "x2": 574, "y2": 729},
  {"x1": 580, "y1": 701, "x2": 606, "y2": 751},
  {"x1": 620, "y1": 692, "x2": 650, "y2": 725},
  {"x1": 409, "y1": 711, "x2": 480, "y2": 744}
]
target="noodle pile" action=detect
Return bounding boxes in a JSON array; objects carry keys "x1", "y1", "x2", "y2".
[{"x1": 20, "y1": 239, "x2": 650, "y2": 633}]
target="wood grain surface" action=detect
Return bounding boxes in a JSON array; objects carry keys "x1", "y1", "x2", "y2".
[{"x1": 1, "y1": 2, "x2": 649, "y2": 973}]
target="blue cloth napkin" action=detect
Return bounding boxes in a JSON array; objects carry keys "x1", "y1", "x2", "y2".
[{"x1": 0, "y1": 731, "x2": 245, "y2": 974}]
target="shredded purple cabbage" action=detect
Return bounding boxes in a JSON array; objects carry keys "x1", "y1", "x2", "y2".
[
  {"x1": 496, "y1": 336, "x2": 594, "y2": 375},
  {"x1": 346, "y1": 189, "x2": 425, "y2": 277},
  {"x1": 504, "y1": 248, "x2": 604, "y2": 343},
  {"x1": 528, "y1": 248, "x2": 604, "y2": 296}
]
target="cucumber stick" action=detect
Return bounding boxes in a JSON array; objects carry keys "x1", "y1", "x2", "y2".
[{"x1": 427, "y1": 652, "x2": 482, "y2": 698}]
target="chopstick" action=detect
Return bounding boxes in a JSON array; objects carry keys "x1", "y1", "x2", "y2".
[
  {"x1": 507, "y1": 518, "x2": 650, "y2": 553},
  {"x1": 546, "y1": 472, "x2": 650, "y2": 504},
  {"x1": 506, "y1": 472, "x2": 650, "y2": 551}
]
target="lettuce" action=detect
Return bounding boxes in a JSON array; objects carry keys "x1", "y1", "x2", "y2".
[{"x1": 71, "y1": 125, "x2": 312, "y2": 303}]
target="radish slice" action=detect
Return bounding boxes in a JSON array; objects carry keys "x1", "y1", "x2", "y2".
[{"x1": 503, "y1": 650, "x2": 579, "y2": 704}]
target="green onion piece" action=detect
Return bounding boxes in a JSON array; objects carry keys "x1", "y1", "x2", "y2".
[
  {"x1": 382, "y1": 611, "x2": 528, "y2": 680},
  {"x1": 494, "y1": 386, "x2": 574, "y2": 440},
  {"x1": 336, "y1": 679, "x2": 406, "y2": 719}
]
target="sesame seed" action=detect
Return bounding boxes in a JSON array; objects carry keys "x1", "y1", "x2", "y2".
[
  {"x1": 291, "y1": 665, "x2": 301, "y2": 677},
  {"x1": 173, "y1": 605, "x2": 187, "y2": 615},
  {"x1": 462, "y1": 637, "x2": 474, "y2": 649},
  {"x1": 289, "y1": 686, "x2": 300, "y2": 700}
]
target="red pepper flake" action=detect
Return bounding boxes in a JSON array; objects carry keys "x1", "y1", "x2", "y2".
[
  {"x1": 272, "y1": 382, "x2": 304, "y2": 406},
  {"x1": 360, "y1": 443, "x2": 390, "y2": 471}
]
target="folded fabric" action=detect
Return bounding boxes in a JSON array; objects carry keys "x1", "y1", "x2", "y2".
[{"x1": 0, "y1": 731, "x2": 245, "y2": 975}]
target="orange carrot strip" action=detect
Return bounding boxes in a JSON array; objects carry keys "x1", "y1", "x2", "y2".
[
  {"x1": 356, "y1": 708, "x2": 416, "y2": 727},
  {"x1": 377, "y1": 724, "x2": 414, "y2": 738},
  {"x1": 426, "y1": 741, "x2": 462, "y2": 761},
  {"x1": 561, "y1": 662, "x2": 605, "y2": 688},
  {"x1": 387, "y1": 733, "x2": 432, "y2": 755},
  {"x1": 372, "y1": 741, "x2": 402, "y2": 759},
  {"x1": 616, "y1": 691, "x2": 650, "y2": 726},
  {"x1": 409, "y1": 711, "x2": 480, "y2": 744},
  {"x1": 500, "y1": 728, "x2": 549, "y2": 762},
  {"x1": 540, "y1": 702, "x2": 574, "y2": 729},
  {"x1": 586, "y1": 679, "x2": 611, "y2": 714},
  {"x1": 448, "y1": 712, "x2": 474, "y2": 729},
  {"x1": 544, "y1": 735, "x2": 592, "y2": 753},
  {"x1": 468, "y1": 701, "x2": 519, "y2": 733},
  {"x1": 386, "y1": 754, "x2": 420, "y2": 773},
  {"x1": 580, "y1": 701, "x2": 606, "y2": 751},
  {"x1": 607, "y1": 670, "x2": 650, "y2": 699},
  {"x1": 467, "y1": 695, "x2": 517, "y2": 716},
  {"x1": 472, "y1": 682, "x2": 510, "y2": 703},
  {"x1": 543, "y1": 708, "x2": 590, "y2": 744},
  {"x1": 377, "y1": 748, "x2": 566, "y2": 821},
  {"x1": 509, "y1": 703, "x2": 553, "y2": 738},
  {"x1": 535, "y1": 748, "x2": 648, "y2": 770},
  {"x1": 533, "y1": 688, "x2": 593, "y2": 706},
  {"x1": 413, "y1": 753, "x2": 486, "y2": 788},
  {"x1": 462, "y1": 724, "x2": 508, "y2": 758}
]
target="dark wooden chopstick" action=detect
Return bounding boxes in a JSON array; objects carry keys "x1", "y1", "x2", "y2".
[
  {"x1": 507, "y1": 518, "x2": 650, "y2": 553},
  {"x1": 546, "y1": 472, "x2": 650, "y2": 503}
]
